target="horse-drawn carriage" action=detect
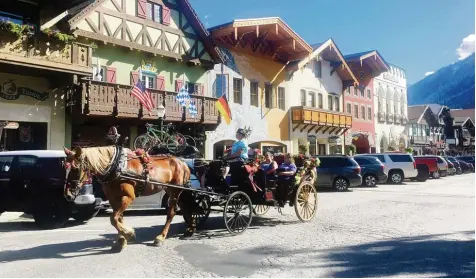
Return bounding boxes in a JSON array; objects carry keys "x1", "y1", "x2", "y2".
[{"x1": 63, "y1": 129, "x2": 318, "y2": 251}]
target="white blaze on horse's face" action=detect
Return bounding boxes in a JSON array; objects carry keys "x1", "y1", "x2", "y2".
[{"x1": 63, "y1": 146, "x2": 87, "y2": 192}]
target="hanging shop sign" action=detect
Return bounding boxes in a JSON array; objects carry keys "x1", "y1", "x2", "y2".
[
  {"x1": 0, "y1": 80, "x2": 49, "y2": 101},
  {"x1": 0, "y1": 121, "x2": 19, "y2": 129}
]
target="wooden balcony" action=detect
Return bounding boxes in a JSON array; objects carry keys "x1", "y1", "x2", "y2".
[
  {"x1": 410, "y1": 136, "x2": 429, "y2": 145},
  {"x1": 79, "y1": 80, "x2": 219, "y2": 124},
  {"x1": 0, "y1": 31, "x2": 92, "y2": 75},
  {"x1": 291, "y1": 106, "x2": 352, "y2": 135}
]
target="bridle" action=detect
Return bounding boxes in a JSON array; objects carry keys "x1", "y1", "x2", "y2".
[{"x1": 64, "y1": 155, "x2": 90, "y2": 201}]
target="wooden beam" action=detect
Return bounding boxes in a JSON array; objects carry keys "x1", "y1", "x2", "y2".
[
  {"x1": 315, "y1": 126, "x2": 324, "y2": 134},
  {"x1": 256, "y1": 25, "x2": 259, "y2": 37},
  {"x1": 292, "y1": 123, "x2": 300, "y2": 132},
  {"x1": 293, "y1": 39, "x2": 295, "y2": 50},
  {"x1": 334, "y1": 128, "x2": 342, "y2": 135},
  {"x1": 300, "y1": 124, "x2": 309, "y2": 132},
  {"x1": 275, "y1": 23, "x2": 278, "y2": 35},
  {"x1": 307, "y1": 125, "x2": 316, "y2": 133},
  {"x1": 321, "y1": 126, "x2": 331, "y2": 134},
  {"x1": 328, "y1": 127, "x2": 337, "y2": 134},
  {"x1": 234, "y1": 27, "x2": 238, "y2": 40}
]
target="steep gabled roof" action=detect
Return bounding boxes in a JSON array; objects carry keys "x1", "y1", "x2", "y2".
[
  {"x1": 408, "y1": 105, "x2": 430, "y2": 124},
  {"x1": 451, "y1": 108, "x2": 475, "y2": 122}
]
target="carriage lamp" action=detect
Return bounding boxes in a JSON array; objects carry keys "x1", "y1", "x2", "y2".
[{"x1": 157, "y1": 104, "x2": 165, "y2": 132}]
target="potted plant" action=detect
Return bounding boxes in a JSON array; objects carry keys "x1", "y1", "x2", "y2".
[
  {"x1": 346, "y1": 145, "x2": 356, "y2": 155},
  {"x1": 405, "y1": 147, "x2": 413, "y2": 154}
]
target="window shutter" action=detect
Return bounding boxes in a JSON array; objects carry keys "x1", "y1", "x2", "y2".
[
  {"x1": 200, "y1": 84, "x2": 204, "y2": 96},
  {"x1": 156, "y1": 75, "x2": 165, "y2": 90},
  {"x1": 131, "y1": 71, "x2": 139, "y2": 85},
  {"x1": 106, "y1": 67, "x2": 116, "y2": 83},
  {"x1": 175, "y1": 80, "x2": 183, "y2": 92},
  {"x1": 137, "y1": 0, "x2": 147, "y2": 18},
  {"x1": 162, "y1": 6, "x2": 170, "y2": 26},
  {"x1": 271, "y1": 87, "x2": 276, "y2": 108}
]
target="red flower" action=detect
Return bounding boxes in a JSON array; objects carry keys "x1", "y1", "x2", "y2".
[
  {"x1": 64, "y1": 162, "x2": 71, "y2": 169},
  {"x1": 299, "y1": 154, "x2": 304, "y2": 159},
  {"x1": 310, "y1": 158, "x2": 316, "y2": 162}
]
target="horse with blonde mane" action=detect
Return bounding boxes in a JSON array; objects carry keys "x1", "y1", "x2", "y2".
[{"x1": 63, "y1": 145, "x2": 195, "y2": 252}]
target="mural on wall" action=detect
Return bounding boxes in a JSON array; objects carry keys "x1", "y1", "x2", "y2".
[{"x1": 0, "y1": 80, "x2": 49, "y2": 101}]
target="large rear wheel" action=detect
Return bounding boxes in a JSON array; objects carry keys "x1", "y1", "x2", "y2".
[
  {"x1": 253, "y1": 205, "x2": 270, "y2": 216},
  {"x1": 294, "y1": 181, "x2": 318, "y2": 222},
  {"x1": 133, "y1": 134, "x2": 157, "y2": 151},
  {"x1": 183, "y1": 194, "x2": 211, "y2": 230}
]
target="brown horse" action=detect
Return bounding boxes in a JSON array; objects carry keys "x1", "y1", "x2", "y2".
[{"x1": 63, "y1": 146, "x2": 195, "y2": 252}]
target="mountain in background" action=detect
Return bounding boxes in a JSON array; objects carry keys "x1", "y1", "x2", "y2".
[{"x1": 408, "y1": 53, "x2": 475, "y2": 109}]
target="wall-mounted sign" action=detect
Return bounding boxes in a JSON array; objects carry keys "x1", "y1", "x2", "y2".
[
  {"x1": 141, "y1": 60, "x2": 157, "y2": 74},
  {"x1": 0, "y1": 80, "x2": 49, "y2": 101},
  {"x1": 0, "y1": 121, "x2": 19, "y2": 129}
]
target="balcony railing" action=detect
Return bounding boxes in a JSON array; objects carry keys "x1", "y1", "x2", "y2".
[
  {"x1": 377, "y1": 111, "x2": 386, "y2": 123},
  {"x1": 0, "y1": 31, "x2": 92, "y2": 75},
  {"x1": 410, "y1": 135, "x2": 429, "y2": 145},
  {"x1": 291, "y1": 106, "x2": 352, "y2": 128},
  {"x1": 386, "y1": 113, "x2": 394, "y2": 124},
  {"x1": 79, "y1": 80, "x2": 219, "y2": 124}
]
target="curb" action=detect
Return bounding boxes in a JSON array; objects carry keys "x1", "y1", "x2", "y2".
[{"x1": 0, "y1": 212, "x2": 26, "y2": 222}]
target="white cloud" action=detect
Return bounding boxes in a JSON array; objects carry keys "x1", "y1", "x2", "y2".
[
  {"x1": 456, "y1": 34, "x2": 475, "y2": 60},
  {"x1": 204, "y1": 14, "x2": 210, "y2": 27},
  {"x1": 424, "y1": 71, "x2": 434, "y2": 76}
]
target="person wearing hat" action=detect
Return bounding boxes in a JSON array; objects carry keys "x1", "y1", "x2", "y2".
[{"x1": 223, "y1": 128, "x2": 250, "y2": 185}]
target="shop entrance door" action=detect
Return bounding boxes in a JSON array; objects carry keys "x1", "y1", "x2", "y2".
[{"x1": 1, "y1": 122, "x2": 47, "y2": 151}]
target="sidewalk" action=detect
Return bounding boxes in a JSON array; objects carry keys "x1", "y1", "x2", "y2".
[{"x1": 0, "y1": 212, "x2": 26, "y2": 223}]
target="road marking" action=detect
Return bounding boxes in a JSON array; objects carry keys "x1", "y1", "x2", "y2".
[{"x1": 54, "y1": 229, "x2": 108, "y2": 232}]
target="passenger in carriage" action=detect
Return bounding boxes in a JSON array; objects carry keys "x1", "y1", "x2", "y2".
[
  {"x1": 277, "y1": 153, "x2": 297, "y2": 181},
  {"x1": 259, "y1": 152, "x2": 278, "y2": 180},
  {"x1": 224, "y1": 128, "x2": 250, "y2": 185}
]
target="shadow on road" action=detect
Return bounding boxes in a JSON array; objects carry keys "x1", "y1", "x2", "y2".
[{"x1": 244, "y1": 231, "x2": 475, "y2": 278}]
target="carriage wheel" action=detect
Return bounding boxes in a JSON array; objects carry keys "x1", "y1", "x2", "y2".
[
  {"x1": 134, "y1": 134, "x2": 157, "y2": 151},
  {"x1": 183, "y1": 194, "x2": 211, "y2": 230},
  {"x1": 223, "y1": 191, "x2": 252, "y2": 234},
  {"x1": 166, "y1": 133, "x2": 187, "y2": 154},
  {"x1": 294, "y1": 181, "x2": 318, "y2": 222},
  {"x1": 253, "y1": 205, "x2": 270, "y2": 216}
]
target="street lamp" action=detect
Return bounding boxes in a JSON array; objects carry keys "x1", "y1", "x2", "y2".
[{"x1": 157, "y1": 104, "x2": 165, "y2": 132}]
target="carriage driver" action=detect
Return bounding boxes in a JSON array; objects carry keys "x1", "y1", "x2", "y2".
[{"x1": 223, "y1": 128, "x2": 250, "y2": 184}]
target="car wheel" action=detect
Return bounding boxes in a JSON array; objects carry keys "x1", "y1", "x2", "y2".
[
  {"x1": 363, "y1": 174, "x2": 377, "y2": 187},
  {"x1": 333, "y1": 177, "x2": 349, "y2": 192},
  {"x1": 72, "y1": 205, "x2": 99, "y2": 222},
  {"x1": 388, "y1": 170, "x2": 403, "y2": 184},
  {"x1": 431, "y1": 171, "x2": 440, "y2": 179},
  {"x1": 32, "y1": 197, "x2": 71, "y2": 229}
]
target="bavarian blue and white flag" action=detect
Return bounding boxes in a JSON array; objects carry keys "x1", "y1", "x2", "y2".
[{"x1": 176, "y1": 83, "x2": 197, "y2": 117}]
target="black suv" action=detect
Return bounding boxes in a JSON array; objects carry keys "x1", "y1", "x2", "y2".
[
  {"x1": 0, "y1": 150, "x2": 102, "y2": 229},
  {"x1": 315, "y1": 155, "x2": 362, "y2": 191},
  {"x1": 353, "y1": 156, "x2": 387, "y2": 187}
]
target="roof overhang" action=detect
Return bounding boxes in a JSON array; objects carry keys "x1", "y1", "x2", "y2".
[
  {"x1": 209, "y1": 17, "x2": 312, "y2": 64},
  {"x1": 289, "y1": 39, "x2": 358, "y2": 85},
  {"x1": 345, "y1": 50, "x2": 389, "y2": 77}
]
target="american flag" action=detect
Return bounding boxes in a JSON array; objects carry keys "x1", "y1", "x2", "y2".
[{"x1": 131, "y1": 68, "x2": 154, "y2": 112}]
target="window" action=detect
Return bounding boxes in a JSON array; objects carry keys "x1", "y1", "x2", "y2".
[
  {"x1": 314, "y1": 60, "x2": 322, "y2": 78},
  {"x1": 334, "y1": 96, "x2": 339, "y2": 111},
  {"x1": 361, "y1": 106, "x2": 366, "y2": 120},
  {"x1": 214, "y1": 74, "x2": 228, "y2": 98},
  {"x1": 186, "y1": 82, "x2": 201, "y2": 95},
  {"x1": 0, "y1": 156, "x2": 13, "y2": 173},
  {"x1": 353, "y1": 85, "x2": 358, "y2": 96},
  {"x1": 278, "y1": 87, "x2": 285, "y2": 110},
  {"x1": 354, "y1": 157, "x2": 372, "y2": 165},
  {"x1": 354, "y1": 104, "x2": 359, "y2": 118},
  {"x1": 141, "y1": 74, "x2": 156, "y2": 89},
  {"x1": 368, "y1": 107, "x2": 372, "y2": 121},
  {"x1": 250, "y1": 81, "x2": 259, "y2": 107},
  {"x1": 17, "y1": 156, "x2": 38, "y2": 169},
  {"x1": 318, "y1": 157, "x2": 354, "y2": 167},
  {"x1": 308, "y1": 91, "x2": 316, "y2": 107},
  {"x1": 366, "y1": 155, "x2": 386, "y2": 163},
  {"x1": 378, "y1": 100, "x2": 382, "y2": 112},
  {"x1": 233, "y1": 78, "x2": 242, "y2": 104},
  {"x1": 388, "y1": 154, "x2": 413, "y2": 162},
  {"x1": 345, "y1": 87, "x2": 350, "y2": 95},
  {"x1": 346, "y1": 103, "x2": 351, "y2": 114},
  {"x1": 93, "y1": 65, "x2": 107, "y2": 81},
  {"x1": 146, "y1": 1, "x2": 162, "y2": 23},
  {"x1": 360, "y1": 87, "x2": 365, "y2": 98},
  {"x1": 300, "y1": 89, "x2": 306, "y2": 106},
  {"x1": 265, "y1": 83, "x2": 273, "y2": 108},
  {"x1": 317, "y1": 93, "x2": 323, "y2": 108},
  {"x1": 367, "y1": 89, "x2": 371, "y2": 99},
  {"x1": 327, "y1": 95, "x2": 333, "y2": 110}
]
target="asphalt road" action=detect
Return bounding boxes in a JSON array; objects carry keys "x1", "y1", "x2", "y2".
[{"x1": 0, "y1": 174, "x2": 474, "y2": 277}]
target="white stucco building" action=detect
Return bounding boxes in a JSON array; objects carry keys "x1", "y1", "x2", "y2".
[{"x1": 373, "y1": 64, "x2": 409, "y2": 152}]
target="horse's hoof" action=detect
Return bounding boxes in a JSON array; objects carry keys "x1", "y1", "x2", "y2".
[
  {"x1": 125, "y1": 230, "x2": 136, "y2": 242},
  {"x1": 111, "y1": 238, "x2": 127, "y2": 253},
  {"x1": 153, "y1": 239, "x2": 164, "y2": 247},
  {"x1": 183, "y1": 229, "x2": 195, "y2": 238}
]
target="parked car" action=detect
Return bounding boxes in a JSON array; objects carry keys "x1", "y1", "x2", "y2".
[
  {"x1": 445, "y1": 160, "x2": 457, "y2": 175},
  {"x1": 457, "y1": 160, "x2": 471, "y2": 173},
  {"x1": 445, "y1": 157, "x2": 463, "y2": 174},
  {"x1": 413, "y1": 156, "x2": 441, "y2": 179},
  {"x1": 315, "y1": 155, "x2": 362, "y2": 191},
  {"x1": 456, "y1": 156, "x2": 475, "y2": 172},
  {"x1": 354, "y1": 153, "x2": 418, "y2": 184},
  {"x1": 0, "y1": 150, "x2": 102, "y2": 229},
  {"x1": 352, "y1": 156, "x2": 387, "y2": 187}
]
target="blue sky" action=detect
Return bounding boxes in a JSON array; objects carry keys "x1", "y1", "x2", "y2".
[{"x1": 190, "y1": 0, "x2": 475, "y2": 85}]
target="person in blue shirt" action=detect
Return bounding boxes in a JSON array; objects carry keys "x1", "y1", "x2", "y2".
[
  {"x1": 224, "y1": 128, "x2": 250, "y2": 185},
  {"x1": 259, "y1": 152, "x2": 278, "y2": 180},
  {"x1": 277, "y1": 153, "x2": 297, "y2": 181}
]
